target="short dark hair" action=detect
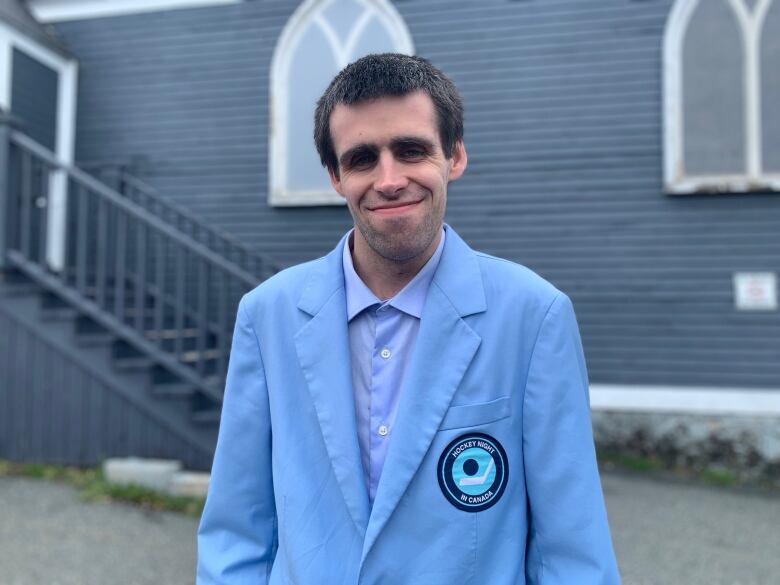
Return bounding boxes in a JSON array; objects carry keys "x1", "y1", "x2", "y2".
[{"x1": 314, "y1": 53, "x2": 464, "y2": 176}]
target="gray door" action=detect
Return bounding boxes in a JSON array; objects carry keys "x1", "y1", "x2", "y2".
[{"x1": 11, "y1": 47, "x2": 59, "y2": 151}]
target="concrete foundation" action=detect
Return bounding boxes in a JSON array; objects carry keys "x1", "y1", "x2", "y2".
[
  {"x1": 168, "y1": 471, "x2": 210, "y2": 498},
  {"x1": 592, "y1": 411, "x2": 780, "y2": 480}
]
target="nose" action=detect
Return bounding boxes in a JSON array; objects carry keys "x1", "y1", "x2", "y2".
[{"x1": 373, "y1": 151, "x2": 408, "y2": 197}]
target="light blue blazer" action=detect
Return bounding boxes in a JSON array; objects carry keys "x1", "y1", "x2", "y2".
[{"x1": 197, "y1": 226, "x2": 620, "y2": 585}]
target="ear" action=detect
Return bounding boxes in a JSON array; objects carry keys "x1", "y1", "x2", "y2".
[
  {"x1": 447, "y1": 140, "x2": 468, "y2": 182},
  {"x1": 328, "y1": 166, "x2": 345, "y2": 197}
]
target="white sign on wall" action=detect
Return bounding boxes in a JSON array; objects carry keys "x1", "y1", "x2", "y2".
[{"x1": 733, "y1": 272, "x2": 778, "y2": 311}]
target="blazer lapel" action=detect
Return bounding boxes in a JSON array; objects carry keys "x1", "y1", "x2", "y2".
[
  {"x1": 361, "y1": 227, "x2": 487, "y2": 563},
  {"x1": 295, "y1": 235, "x2": 370, "y2": 534}
]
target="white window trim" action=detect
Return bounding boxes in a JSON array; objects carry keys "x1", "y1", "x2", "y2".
[
  {"x1": 28, "y1": 0, "x2": 241, "y2": 22},
  {"x1": 0, "y1": 20, "x2": 78, "y2": 271},
  {"x1": 663, "y1": 0, "x2": 780, "y2": 194},
  {"x1": 269, "y1": 0, "x2": 414, "y2": 207}
]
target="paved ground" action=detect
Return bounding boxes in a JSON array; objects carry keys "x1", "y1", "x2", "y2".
[
  {"x1": 603, "y1": 472, "x2": 780, "y2": 585},
  {"x1": 0, "y1": 477, "x2": 197, "y2": 585},
  {"x1": 1, "y1": 472, "x2": 778, "y2": 585}
]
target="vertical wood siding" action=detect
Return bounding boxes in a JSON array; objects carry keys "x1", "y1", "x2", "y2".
[
  {"x1": 50, "y1": 0, "x2": 780, "y2": 389},
  {"x1": 0, "y1": 306, "x2": 212, "y2": 470}
]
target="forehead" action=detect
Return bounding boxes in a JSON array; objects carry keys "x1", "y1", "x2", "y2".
[{"x1": 329, "y1": 91, "x2": 439, "y2": 155}]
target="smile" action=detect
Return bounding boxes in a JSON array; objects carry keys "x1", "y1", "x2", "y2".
[{"x1": 370, "y1": 201, "x2": 422, "y2": 216}]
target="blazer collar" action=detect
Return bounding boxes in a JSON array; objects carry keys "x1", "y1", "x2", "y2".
[
  {"x1": 430, "y1": 224, "x2": 487, "y2": 317},
  {"x1": 297, "y1": 231, "x2": 350, "y2": 317},
  {"x1": 297, "y1": 224, "x2": 486, "y2": 318}
]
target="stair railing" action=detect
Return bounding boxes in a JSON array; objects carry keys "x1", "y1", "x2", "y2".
[
  {"x1": 1, "y1": 117, "x2": 261, "y2": 406},
  {"x1": 84, "y1": 163, "x2": 279, "y2": 281}
]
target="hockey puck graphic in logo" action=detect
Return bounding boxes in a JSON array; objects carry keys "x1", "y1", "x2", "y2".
[{"x1": 437, "y1": 432, "x2": 508, "y2": 512}]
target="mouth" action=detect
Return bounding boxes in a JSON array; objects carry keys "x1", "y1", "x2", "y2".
[{"x1": 369, "y1": 200, "x2": 422, "y2": 216}]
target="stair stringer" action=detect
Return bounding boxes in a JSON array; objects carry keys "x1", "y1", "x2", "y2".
[{"x1": 0, "y1": 277, "x2": 217, "y2": 471}]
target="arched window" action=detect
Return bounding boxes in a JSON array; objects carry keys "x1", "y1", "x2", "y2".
[
  {"x1": 664, "y1": 0, "x2": 780, "y2": 193},
  {"x1": 269, "y1": 0, "x2": 414, "y2": 206}
]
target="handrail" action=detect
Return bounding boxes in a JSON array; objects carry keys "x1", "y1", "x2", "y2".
[
  {"x1": 11, "y1": 131, "x2": 260, "y2": 287},
  {"x1": 87, "y1": 162, "x2": 280, "y2": 280},
  {"x1": 2, "y1": 127, "x2": 264, "y2": 405}
]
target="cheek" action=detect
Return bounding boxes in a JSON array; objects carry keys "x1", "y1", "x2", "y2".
[
  {"x1": 337, "y1": 186, "x2": 360, "y2": 208},
  {"x1": 343, "y1": 197, "x2": 367, "y2": 223},
  {"x1": 343, "y1": 198, "x2": 360, "y2": 217},
  {"x1": 341, "y1": 179, "x2": 370, "y2": 202}
]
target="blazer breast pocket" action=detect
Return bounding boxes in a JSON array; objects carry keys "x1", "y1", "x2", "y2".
[{"x1": 439, "y1": 396, "x2": 511, "y2": 431}]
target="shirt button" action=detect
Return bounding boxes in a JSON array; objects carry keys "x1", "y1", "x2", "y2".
[
  {"x1": 378, "y1": 425, "x2": 389, "y2": 436},
  {"x1": 380, "y1": 348, "x2": 391, "y2": 359}
]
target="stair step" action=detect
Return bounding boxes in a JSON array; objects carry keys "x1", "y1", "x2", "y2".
[
  {"x1": 75, "y1": 331, "x2": 116, "y2": 346},
  {"x1": 113, "y1": 356, "x2": 155, "y2": 370},
  {"x1": 146, "y1": 329, "x2": 220, "y2": 353},
  {"x1": 192, "y1": 409, "x2": 221, "y2": 425},
  {"x1": 179, "y1": 348, "x2": 222, "y2": 363},
  {"x1": 81, "y1": 285, "x2": 154, "y2": 301},
  {"x1": 152, "y1": 382, "x2": 194, "y2": 398},
  {"x1": 115, "y1": 312, "x2": 205, "y2": 332},
  {"x1": 40, "y1": 306, "x2": 78, "y2": 321},
  {"x1": 145, "y1": 327, "x2": 200, "y2": 340},
  {"x1": 40, "y1": 293, "x2": 76, "y2": 321},
  {"x1": 0, "y1": 281, "x2": 39, "y2": 297}
]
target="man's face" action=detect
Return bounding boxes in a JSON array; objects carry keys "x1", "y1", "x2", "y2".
[{"x1": 328, "y1": 91, "x2": 467, "y2": 263}]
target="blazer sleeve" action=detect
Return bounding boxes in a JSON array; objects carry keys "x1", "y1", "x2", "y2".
[
  {"x1": 197, "y1": 297, "x2": 277, "y2": 584},
  {"x1": 522, "y1": 293, "x2": 620, "y2": 585}
]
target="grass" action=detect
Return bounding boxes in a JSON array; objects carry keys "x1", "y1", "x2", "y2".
[
  {"x1": 598, "y1": 451, "x2": 664, "y2": 474},
  {"x1": 597, "y1": 449, "x2": 757, "y2": 491},
  {"x1": 700, "y1": 467, "x2": 739, "y2": 487},
  {"x1": 0, "y1": 459, "x2": 205, "y2": 517}
]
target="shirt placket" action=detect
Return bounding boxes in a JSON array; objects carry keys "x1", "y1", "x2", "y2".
[{"x1": 369, "y1": 303, "x2": 395, "y2": 503}]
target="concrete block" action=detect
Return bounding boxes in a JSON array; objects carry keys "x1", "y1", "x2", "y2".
[
  {"x1": 168, "y1": 472, "x2": 210, "y2": 498},
  {"x1": 103, "y1": 457, "x2": 182, "y2": 492}
]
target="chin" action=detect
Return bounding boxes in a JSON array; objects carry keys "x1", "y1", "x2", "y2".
[{"x1": 364, "y1": 224, "x2": 439, "y2": 263}]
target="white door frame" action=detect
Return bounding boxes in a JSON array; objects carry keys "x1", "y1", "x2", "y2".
[{"x1": 0, "y1": 20, "x2": 78, "y2": 271}]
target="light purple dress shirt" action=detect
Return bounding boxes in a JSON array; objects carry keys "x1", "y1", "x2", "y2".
[{"x1": 342, "y1": 228, "x2": 446, "y2": 506}]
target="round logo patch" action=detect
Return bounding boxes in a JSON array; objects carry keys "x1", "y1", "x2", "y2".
[{"x1": 437, "y1": 432, "x2": 508, "y2": 512}]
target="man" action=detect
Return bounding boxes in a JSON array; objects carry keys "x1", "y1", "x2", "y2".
[{"x1": 198, "y1": 53, "x2": 620, "y2": 584}]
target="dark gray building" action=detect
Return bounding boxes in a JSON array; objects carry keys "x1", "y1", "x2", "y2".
[{"x1": 1, "y1": 0, "x2": 779, "y2": 472}]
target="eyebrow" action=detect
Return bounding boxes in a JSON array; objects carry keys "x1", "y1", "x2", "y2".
[
  {"x1": 390, "y1": 136, "x2": 435, "y2": 152},
  {"x1": 338, "y1": 136, "x2": 436, "y2": 169}
]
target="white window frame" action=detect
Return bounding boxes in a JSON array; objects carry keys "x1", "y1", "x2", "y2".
[
  {"x1": 28, "y1": 0, "x2": 242, "y2": 22},
  {"x1": 0, "y1": 20, "x2": 78, "y2": 271},
  {"x1": 269, "y1": 0, "x2": 414, "y2": 207},
  {"x1": 663, "y1": 0, "x2": 780, "y2": 194}
]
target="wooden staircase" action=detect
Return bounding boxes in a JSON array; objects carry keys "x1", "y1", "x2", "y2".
[{"x1": 0, "y1": 113, "x2": 278, "y2": 469}]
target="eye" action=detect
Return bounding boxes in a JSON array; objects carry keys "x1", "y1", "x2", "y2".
[
  {"x1": 402, "y1": 149, "x2": 424, "y2": 158},
  {"x1": 399, "y1": 147, "x2": 426, "y2": 160},
  {"x1": 349, "y1": 152, "x2": 376, "y2": 169}
]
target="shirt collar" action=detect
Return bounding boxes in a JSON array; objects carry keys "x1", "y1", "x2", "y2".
[{"x1": 342, "y1": 227, "x2": 446, "y2": 321}]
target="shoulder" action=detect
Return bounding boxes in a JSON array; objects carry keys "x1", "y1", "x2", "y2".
[
  {"x1": 468, "y1": 250, "x2": 578, "y2": 350},
  {"x1": 473, "y1": 250, "x2": 563, "y2": 308},
  {"x1": 239, "y1": 256, "x2": 324, "y2": 315}
]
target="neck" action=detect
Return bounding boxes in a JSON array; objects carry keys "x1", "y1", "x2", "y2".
[{"x1": 350, "y1": 229, "x2": 441, "y2": 300}]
